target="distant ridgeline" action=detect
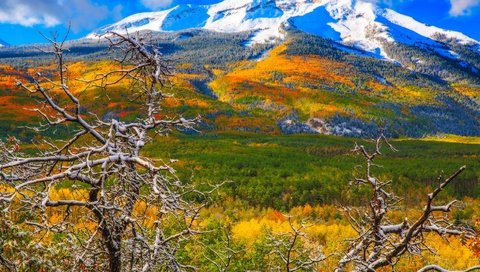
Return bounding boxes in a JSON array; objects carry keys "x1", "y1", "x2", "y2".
[{"x1": 0, "y1": 29, "x2": 479, "y2": 139}]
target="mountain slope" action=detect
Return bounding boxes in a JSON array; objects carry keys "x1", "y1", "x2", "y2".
[
  {"x1": 1, "y1": 0, "x2": 479, "y2": 138},
  {"x1": 0, "y1": 39, "x2": 8, "y2": 47},
  {"x1": 209, "y1": 39, "x2": 480, "y2": 137},
  {"x1": 1, "y1": 28, "x2": 479, "y2": 138}
]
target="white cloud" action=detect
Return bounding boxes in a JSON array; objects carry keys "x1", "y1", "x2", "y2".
[
  {"x1": 0, "y1": 0, "x2": 115, "y2": 31},
  {"x1": 449, "y1": 0, "x2": 480, "y2": 16},
  {"x1": 140, "y1": 0, "x2": 174, "y2": 10}
]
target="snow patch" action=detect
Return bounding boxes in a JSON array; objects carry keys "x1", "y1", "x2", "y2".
[
  {"x1": 327, "y1": 1, "x2": 383, "y2": 52},
  {"x1": 89, "y1": 0, "x2": 322, "y2": 45}
]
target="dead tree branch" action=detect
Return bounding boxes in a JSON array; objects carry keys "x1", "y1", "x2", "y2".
[
  {"x1": 0, "y1": 31, "x2": 202, "y2": 272},
  {"x1": 335, "y1": 135, "x2": 475, "y2": 272}
]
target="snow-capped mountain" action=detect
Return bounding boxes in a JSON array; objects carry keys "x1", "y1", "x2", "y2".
[
  {"x1": 89, "y1": 0, "x2": 323, "y2": 45},
  {"x1": 89, "y1": 0, "x2": 480, "y2": 60}
]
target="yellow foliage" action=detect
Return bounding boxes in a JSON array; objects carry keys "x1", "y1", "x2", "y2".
[
  {"x1": 132, "y1": 201, "x2": 159, "y2": 228},
  {"x1": 421, "y1": 134, "x2": 480, "y2": 145},
  {"x1": 393, "y1": 234, "x2": 479, "y2": 270},
  {"x1": 232, "y1": 218, "x2": 297, "y2": 245},
  {"x1": 0, "y1": 184, "x2": 14, "y2": 193},
  {"x1": 452, "y1": 84, "x2": 480, "y2": 101}
]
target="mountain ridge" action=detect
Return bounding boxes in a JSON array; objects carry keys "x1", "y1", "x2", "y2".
[{"x1": 88, "y1": 0, "x2": 480, "y2": 62}]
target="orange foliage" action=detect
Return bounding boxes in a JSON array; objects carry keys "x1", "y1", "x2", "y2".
[
  {"x1": 208, "y1": 44, "x2": 373, "y2": 120},
  {"x1": 164, "y1": 97, "x2": 182, "y2": 108},
  {"x1": 0, "y1": 65, "x2": 25, "y2": 89},
  {"x1": 265, "y1": 208, "x2": 286, "y2": 222},
  {"x1": 185, "y1": 98, "x2": 210, "y2": 108},
  {"x1": 210, "y1": 44, "x2": 355, "y2": 108},
  {"x1": 0, "y1": 96, "x2": 39, "y2": 120}
]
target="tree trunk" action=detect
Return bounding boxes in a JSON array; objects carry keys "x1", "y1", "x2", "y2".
[
  {"x1": 108, "y1": 248, "x2": 122, "y2": 272},
  {"x1": 101, "y1": 225, "x2": 122, "y2": 272}
]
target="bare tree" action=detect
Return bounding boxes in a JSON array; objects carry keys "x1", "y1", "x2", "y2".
[
  {"x1": 335, "y1": 135, "x2": 477, "y2": 272},
  {"x1": 267, "y1": 216, "x2": 325, "y2": 272},
  {"x1": 199, "y1": 224, "x2": 242, "y2": 272},
  {"x1": 0, "y1": 31, "x2": 205, "y2": 272}
]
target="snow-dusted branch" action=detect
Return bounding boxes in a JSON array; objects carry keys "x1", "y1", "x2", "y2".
[
  {"x1": 267, "y1": 216, "x2": 326, "y2": 272},
  {"x1": 336, "y1": 135, "x2": 475, "y2": 272},
  {"x1": 0, "y1": 31, "x2": 203, "y2": 272}
]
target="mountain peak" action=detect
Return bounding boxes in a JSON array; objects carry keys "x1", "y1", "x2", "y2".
[{"x1": 88, "y1": 0, "x2": 322, "y2": 44}]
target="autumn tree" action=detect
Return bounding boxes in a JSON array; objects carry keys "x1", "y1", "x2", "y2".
[{"x1": 0, "y1": 31, "x2": 206, "y2": 272}]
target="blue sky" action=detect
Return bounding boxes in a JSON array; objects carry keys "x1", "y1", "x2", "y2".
[{"x1": 0, "y1": 0, "x2": 479, "y2": 45}]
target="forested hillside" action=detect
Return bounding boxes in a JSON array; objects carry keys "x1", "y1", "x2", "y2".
[{"x1": 0, "y1": 29, "x2": 479, "y2": 138}]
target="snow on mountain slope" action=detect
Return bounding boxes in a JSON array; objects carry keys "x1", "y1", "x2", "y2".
[
  {"x1": 382, "y1": 9, "x2": 477, "y2": 45},
  {"x1": 89, "y1": 0, "x2": 480, "y2": 59},
  {"x1": 162, "y1": 5, "x2": 210, "y2": 31},
  {"x1": 289, "y1": 5, "x2": 340, "y2": 40},
  {"x1": 90, "y1": 0, "x2": 322, "y2": 44},
  {"x1": 0, "y1": 39, "x2": 8, "y2": 47},
  {"x1": 322, "y1": 0, "x2": 394, "y2": 59},
  {"x1": 204, "y1": 0, "x2": 322, "y2": 44},
  {"x1": 306, "y1": 0, "x2": 479, "y2": 59}
]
